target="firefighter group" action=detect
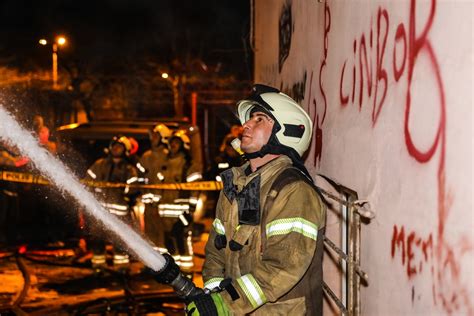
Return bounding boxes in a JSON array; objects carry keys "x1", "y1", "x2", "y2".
[{"x1": 84, "y1": 125, "x2": 203, "y2": 274}]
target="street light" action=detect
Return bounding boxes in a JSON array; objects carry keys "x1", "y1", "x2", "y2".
[
  {"x1": 161, "y1": 72, "x2": 184, "y2": 117},
  {"x1": 39, "y1": 36, "x2": 67, "y2": 89}
]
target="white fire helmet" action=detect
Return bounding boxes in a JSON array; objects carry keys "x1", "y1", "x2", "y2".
[
  {"x1": 109, "y1": 135, "x2": 132, "y2": 156},
  {"x1": 172, "y1": 130, "x2": 191, "y2": 151},
  {"x1": 237, "y1": 84, "x2": 313, "y2": 157},
  {"x1": 152, "y1": 123, "x2": 172, "y2": 144}
]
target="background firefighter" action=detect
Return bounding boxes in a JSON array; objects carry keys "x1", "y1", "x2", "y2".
[
  {"x1": 84, "y1": 135, "x2": 139, "y2": 271},
  {"x1": 158, "y1": 131, "x2": 196, "y2": 274},
  {"x1": 186, "y1": 84, "x2": 327, "y2": 315},
  {"x1": 139, "y1": 123, "x2": 172, "y2": 254}
]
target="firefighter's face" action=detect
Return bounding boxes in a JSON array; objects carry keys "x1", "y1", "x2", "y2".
[
  {"x1": 169, "y1": 138, "x2": 183, "y2": 154},
  {"x1": 111, "y1": 142, "x2": 125, "y2": 158},
  {"x1": 150, "y1": 132, "x2": 162, "y2": 147},
  {"x1": 241, "y1": 111, "x2": 274, "y2": 154}
]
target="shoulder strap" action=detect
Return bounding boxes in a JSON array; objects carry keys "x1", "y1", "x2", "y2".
[
  {"x1": 264, "y1": 167, "x2": 323, "y2": 213},
  {"x1": 261, "y1": 167, "x2": 325, "y2": 248}
]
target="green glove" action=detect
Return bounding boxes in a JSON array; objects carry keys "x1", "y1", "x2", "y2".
[{"x1": 186, "y1": 292, "x2": 230, "y2": 316}]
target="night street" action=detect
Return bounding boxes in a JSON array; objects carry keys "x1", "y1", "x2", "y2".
[
  {"x1": 0, "y1": 0, "x2": 472, "y2": 315},
  {"x1": 0, "y1": 220, "x2": 210, "y2": 315}
]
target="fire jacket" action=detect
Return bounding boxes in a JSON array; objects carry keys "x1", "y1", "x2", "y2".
[
  {"x1": 139, "y1": 146, "x2": 168, "y2": 204},
  {"x1": 160, "y1": 152, "x2": 188, "y2": 203},
  {"x1": 140, "y1": 146, "x2": 168, "y2": 185},
  {"x1": 86, "y1": 157, "x2": 138, "y2": 216},
  {"x1": 202, "y1": 156, "x2": 326, "y2": 315}
]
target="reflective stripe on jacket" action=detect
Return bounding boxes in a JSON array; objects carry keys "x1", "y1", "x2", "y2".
[
  {"x1": 203, "y1": 156, "x2": 326, "y2": 315},
  {"x1": 86, "y1": 157, "x2": 138, "y2": 209}
]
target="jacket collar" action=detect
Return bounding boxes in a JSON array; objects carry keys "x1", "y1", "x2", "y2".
[{"x1": 221, "y1": 155, "x2": 292, "y2": 201}]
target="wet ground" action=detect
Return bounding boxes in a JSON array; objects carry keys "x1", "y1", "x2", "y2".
[{"x1": 0, "y1": 222, "x2": 210, "y2": 315}]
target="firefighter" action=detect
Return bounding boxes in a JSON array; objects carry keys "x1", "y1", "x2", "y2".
[
  {"x1": 187, "y1": 84, "x2": 327, "y2": 315},
  {"x1": 158, "y1": 131, "x2": 196, "y2": 273},
  {"x1": 139, "y1": 124, "x2": 172, "y2": 254},
  {"x1": 85, "y1": 135, "x2": 138, "y2": 271},
  {"x1": 0, "y1": 142, "x2": 28, "y2": 245}
]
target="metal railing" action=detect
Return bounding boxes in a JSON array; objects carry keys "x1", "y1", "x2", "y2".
[{"x1": 317, "y1": 179, "x2": 374, "y2": 316}]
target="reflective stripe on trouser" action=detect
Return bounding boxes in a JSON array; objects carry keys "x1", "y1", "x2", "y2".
[
  {"x1": 172, "y1": 255, "x2": 182, "y2": 267},
  {"x1": 176, "y1": 233, "x2": 194, "y2": 270},
  {"x1": 113, "y1": 254, "x2": 130, "y2": 265},
  {"x1": 91, "y1": 254, "x2": 106, "y2": 265},
  {"x1": 179, "y1": 255, "x2": 194, "y2": 268},
  {"x1": 145, "y1": 204, "x2": 166, "y2": 250}
]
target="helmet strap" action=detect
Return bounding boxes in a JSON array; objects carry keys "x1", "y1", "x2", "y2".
[
  {"x1": 244, "y1": 134, "x2": 280, "y2": 159},
  {"x1": 244, "y1": 134, "x2": 314, "y2": 183}
]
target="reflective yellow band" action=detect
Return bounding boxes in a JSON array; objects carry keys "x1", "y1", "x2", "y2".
[
  {"x1": 91, "y1": 255, "x2": 106, "y2": 264},
  {"x1": 87, "y1": 169, "x2": 97, "y2": 179},
  {"x1": 236, "y1": 274, "x2": 267, "y2": 309},
  {"x1": 266, "y1": 217, "x2": 318, "y2": 240},
  {"x1": 212, "y1": 218, "x2": 226, "y2": 235},
  {"x1": 179, "y1": 261, "x2": 194, "y2": 268},
  {"x1": 204, "y1": 277, "x2": 224, "y2": 290},
  {"x1": 113, "y1": 258, "x2": 130, "y2": 264},
  {"x1": 103, "y1": 203, "x2": 128, "y2": 211}
]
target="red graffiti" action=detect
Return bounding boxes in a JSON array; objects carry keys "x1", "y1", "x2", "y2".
[
  {"x1": 392, "y1": 225, "x2": 434, "y2": 280},
  {"x1": 393, "y1": 23, "x2": 407, "y2": 81},
  {"x1": 307, "y1": 71, "x2": 323, "y2": 166},
  {"x1": 373, "y1": 8, "x2": 389, "y2": 124},
  {"x1": 358, "y1": 34, "x2": 373, "y2": 109},
  {"x1": 335, "y1": 0, "x2": 472, "y2": 313},
  {"x1": 391, "y1": 225, "x2": 406, "y2": 264},
  {"x1": 339, "y1": 61, "x2": 349, "y2": 106},
  {"x1": 339, "y1": 8, "x2": 389, "y2": 125}
]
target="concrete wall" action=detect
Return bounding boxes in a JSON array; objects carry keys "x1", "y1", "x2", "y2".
[{"x1": 253, "y1": 0, "x2": 473, "y2": 315}]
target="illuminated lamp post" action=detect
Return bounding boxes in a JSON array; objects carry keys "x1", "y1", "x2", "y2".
[
  {"x1": 161, "y1": 72, "x2": 184, "y2": 117},
  {"x1": 39, "y1": 36, "x2": 67, "y2": 89}
]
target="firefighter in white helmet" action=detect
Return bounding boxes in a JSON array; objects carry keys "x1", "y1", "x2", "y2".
[
  {"x1": 187, "y1": 84, "x2": 327, "y2": 315},
  {"x1": 85, "y1": 135, "x2": 138, "y2": 272},
  {"x1": 139, "y1": 124, "x2": 172, "y2": 254},
  {"x1": 157, "y1": 130, "x2": 196, "y2": 273}
]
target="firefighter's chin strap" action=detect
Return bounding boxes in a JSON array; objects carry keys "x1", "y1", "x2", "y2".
[{"x1": 244, "y1": 134, "x2": 314, "y2": 184}]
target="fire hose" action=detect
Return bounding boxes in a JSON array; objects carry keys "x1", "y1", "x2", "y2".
[{"x1": 0, "y1": 107, "x2": 206, "y2": 303}]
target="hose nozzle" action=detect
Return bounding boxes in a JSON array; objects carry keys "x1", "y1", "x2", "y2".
[{"x1": 153, "y1": 253, "x2": 203, "y2": 299}]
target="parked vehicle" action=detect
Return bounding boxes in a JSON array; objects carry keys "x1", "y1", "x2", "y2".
[
  {"x1": 0, "y1": 120, "x2": 211, "y2": 250},
  {"x1": 56, "y1": 120, "x2": 203, "y2": 176}
]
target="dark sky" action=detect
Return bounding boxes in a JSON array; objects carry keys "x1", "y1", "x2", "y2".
[{"x1": 0, "y1": 0, "x2": 251, "y2": 76}]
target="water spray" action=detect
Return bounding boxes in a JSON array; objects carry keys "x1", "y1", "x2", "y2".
[{"x1": 0, "y1": 106, "x2": 202, "y2": 298}]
